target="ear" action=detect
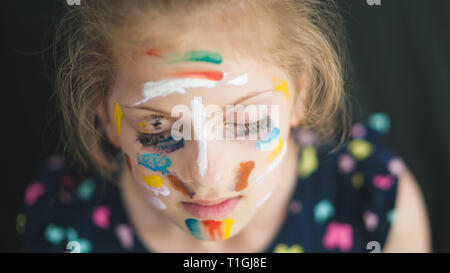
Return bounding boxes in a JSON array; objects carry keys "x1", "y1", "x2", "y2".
[
  {"x1": 290, "y1": 73, "x2": 309, "y2": 128},
  {"x1": 97, "y1": 100, "x2": 121, "y2": 149}
]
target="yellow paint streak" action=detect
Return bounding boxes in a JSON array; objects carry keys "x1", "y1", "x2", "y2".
[
  {"x1": 222, "y1": 218, "x2": 234, "y2": 239},
  {"x1": 143, "y1": 175, "x2": 163, "y2": 188},
  {"x1": 273, "y1": 76, "x2": 290, "y2": 100},
  {"x1": 267, "y1": 138, "x2": 283, "y2": 164},
  {"x1": 114, "y1": 103, "x2": 123, "y2": 136}
]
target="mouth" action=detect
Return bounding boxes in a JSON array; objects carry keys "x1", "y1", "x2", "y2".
[{"x1": 181, "y1": 196, "x2": 242, "y2": 219}]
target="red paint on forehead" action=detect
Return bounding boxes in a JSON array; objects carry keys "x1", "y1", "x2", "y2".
[
  {"x1": 172, "y1": 71, "x2": 224, "y2": 81},
  {"x1": 145, "y1": 50, "x2": 161, "y2": 57}
]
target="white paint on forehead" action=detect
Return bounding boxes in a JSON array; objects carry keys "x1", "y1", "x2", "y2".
[
  {"x1": 190, "y1": 97, "x2": 208, "y2": 177},
  {"x1": 133, "y1": 78, "x2": 220, "y2": 106},
  {"x1": 226, "y1": 73, "x2": 248, "y2": 86},
  {"x1": 147, "y1": 196, "x2": 167, "y2": 210},
  {"x1": 255, "y1": 139, "x2": 287, "y2": 185},
  {"x1": 132, "y1": 72, "x2": 249, "y2": 106}
]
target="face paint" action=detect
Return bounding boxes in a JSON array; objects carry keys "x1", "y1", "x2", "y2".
[
  {"x1": 145, "y1": 50, "x2": 161, "y2": 57},
  {"x1": 147, "y1": 196, "x2": 167, "y2": 210},
  {"x1": 185, "y1": 218, "x2": 234, "y2": 241},
  {"x1": 167, "y1": 173, "x2": 195, "y2": 198},
  {"x1": 173, "y1": 71, "x2": 224, "y2": 81},
  {"x1": 164, "y1": 50, "x2": 223, "y2": 64},
  {"x1": 151, "y1": 136, "x2": 185, "y2": 153},
  {"x1": 133, "y1": 77, "x2": 222, "y2": 106},
  {"x1": 185, "y1": 218, "x2": 203, "y2": 240},
  {"x1": 124, "y1": 153, "x2": 132, "y2": 171},
  {"x1": 114, "y1": 103, "x2": 123, "y2": 136},
  {"x1": 235, "y1": 161, "x2": 255, "y2": 192},
  {"x1": 143, "y1": 175, "x2": 163, "y2": 188},
  {"x1": 137, "y1": 152, "x2": 171, "y2": 175},
  {"x1": 226, "y1": 73, "x2": 248, "y2": 86},
  {"x1": 137, "y1": 121, "x2": 150, "y2": 132},
  {"x1": 256, "y1": 191, "x2": 273, "y2": 208},
  {"x1": 267, "y1": 138, "x2": 284, "y2": 163},
  {"x1": 190, "y1": 97, "x2": 208, "y2": 177},
  {"x1": 255, "y1": 138, "x2": 287, "y2": 185},
  {"x1": 273, "y1": 76, "x2": 290, "y2": 100},
  {"x1": 144, "y1": 184, "x2": 171, "y2": 196},
  {"x1": 255, "y1": 127, "x2": 280, "y2": 151}
]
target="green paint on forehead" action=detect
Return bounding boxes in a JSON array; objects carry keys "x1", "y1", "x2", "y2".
[{"x1": 164, "y1": 50, "x2": 223, "y2": 64}]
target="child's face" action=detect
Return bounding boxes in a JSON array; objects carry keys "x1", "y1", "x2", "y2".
[{"x1": 105, "y1": 24, "x2": 300, "y2": 241}]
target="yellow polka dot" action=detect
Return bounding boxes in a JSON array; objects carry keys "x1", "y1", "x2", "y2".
[
  {"x1": 351, "y1": 172, "x2": 364, "y2": 189},
  {"x1": 274, "y1": 243, "x2": 304, "y2": 253},
  {"x1": 143, "y1": 175, "x2": 163, "y2": 188},
  {"x1": 298, "y1": 146, "x2": 318, "y2": 178},
  {"x1": 348, "y1": 139, "x2": 373, "y2": 161},
  {"x1": 16, "y1": 213, "x2": 26, "y2": 234}
]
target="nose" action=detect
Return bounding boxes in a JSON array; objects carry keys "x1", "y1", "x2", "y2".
[{"x1": 183, "y1": 139, "x2": 230, "y2": 188}]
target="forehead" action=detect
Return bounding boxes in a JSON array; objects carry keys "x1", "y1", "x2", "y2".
[{"x1": 110, "y1": 16, "x2": 288, "y2": 108}]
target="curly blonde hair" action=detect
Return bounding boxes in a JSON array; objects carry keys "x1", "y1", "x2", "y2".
[{"x1": 53, "y1": 0, "x2": 351, "y2": 178}]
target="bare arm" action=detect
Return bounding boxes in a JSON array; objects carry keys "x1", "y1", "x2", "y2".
[{"x1": 382, "y1": 167, "x2": 431, "y2": 252}]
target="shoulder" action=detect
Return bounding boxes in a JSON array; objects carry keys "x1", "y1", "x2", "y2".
[
  {"x1": 382, "y1": 167, "x2": 431, "y2": 252},
  {"x1": 19, "y1": 155, "x2": 136, "y2": 253}
]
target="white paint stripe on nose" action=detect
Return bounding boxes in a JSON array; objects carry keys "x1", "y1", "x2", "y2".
[{"x1": 190, "y1": 97, "x2": 208, "y2": 177}]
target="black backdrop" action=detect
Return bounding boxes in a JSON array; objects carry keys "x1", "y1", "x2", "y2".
[{"x1": 2, "y1": 0, "x2": 449, "y2": 252}]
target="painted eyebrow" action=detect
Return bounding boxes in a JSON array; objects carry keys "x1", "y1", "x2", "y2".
[{"x1": 122, "y1": 89, "x2": 276, "y2": 116}]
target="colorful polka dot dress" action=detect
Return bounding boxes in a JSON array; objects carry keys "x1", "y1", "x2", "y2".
[{"x1": 19, "y1": 113, "x2": 402, "y2": 253}]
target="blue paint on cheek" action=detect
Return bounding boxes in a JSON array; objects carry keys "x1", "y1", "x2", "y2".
[
  {"x1": 136, "y1": 153, "x2": 171, "y2": 175},
  {"x1": 185, "y1": 218, "x2": 203, "y2": 240},
  {"x1": 255, "y1": 127, "x2": 280, "y2": 150}
]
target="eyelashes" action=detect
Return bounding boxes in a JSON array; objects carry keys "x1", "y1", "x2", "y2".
[
  {"x1": 232, "y1": 115, "x2": 273, "y2": 139},
  {"x1": 137, "y1": 132, "x2": 168, "y2": 147},
  {"x1": 136, "y1": 115, "x2": 273, "y2": 148}
]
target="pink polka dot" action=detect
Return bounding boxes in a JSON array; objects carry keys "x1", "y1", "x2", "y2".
[
  {"x1": 290, "y1": 201, "x2": 302, "y2": 214},
  {"x1": 59, "y1": 173, "x2": 76, "y2": 190},
  {"x1": 115, "y1": 224, "x2": 134, "y2": 250},
  {"x1": 48, "y1": 156, "x2": 64, "y2": 171},
  {"x1": 373, "y1": 174, "x2": 394, "y2": 190},
  {"x1": 351, "y1": 123, "x2": 366, "y2": 139},
  {"x1": 363, "y1": 211, "x2": 379, "y2": 232},
  {"x1": 25, "y1": 182, "x2": 45, "y2": 206},
  {"x1": 296, "y1": 130, "x2": 317, "y2": 146},
  {"x1": 338, "y1": 154, "x2": 355, "y2": 173},
  {"x1": 388, "y1": 158, "x2": 406, "y2": 176},
  {"x1": 92, "y1": 206, "x2": 111, "y2": 229}
]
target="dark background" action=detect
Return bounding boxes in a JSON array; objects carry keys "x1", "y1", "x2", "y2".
[{"x1": 2, "y1": 0, "x2": 449, "y2": 252}]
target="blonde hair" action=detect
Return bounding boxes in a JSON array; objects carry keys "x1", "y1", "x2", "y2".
[{"x1": 53, "y1": 0, "x2": 351, "y2": 177}]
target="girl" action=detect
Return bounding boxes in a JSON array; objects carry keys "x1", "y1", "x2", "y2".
[{"x1": 20, "y1": 0, "x2": 430, "y2": 253}]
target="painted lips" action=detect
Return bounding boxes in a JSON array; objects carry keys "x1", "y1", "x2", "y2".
[{"x1": 181, "y1": 196, "x2": 241, "y2": 219}]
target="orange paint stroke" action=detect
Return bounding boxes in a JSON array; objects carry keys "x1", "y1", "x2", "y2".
[
  {"x1": 201, "y1": 220, "x2": 222, "y2": 241},
  {"x1": 172, "y1": 71, "x2": 224, "y2": 81},
  {"x1": 145, "y1": 50, "x2": 161, "y2": 57},
  {"x1": 124, "y1": 153, "x2": 132, "y2": 171},
  {"x1": 235, "y1": 161, "x2": 255, "y2": 192},
  {"x1": 167, "y1": 174, "x2": 195, "y2": 198}
]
